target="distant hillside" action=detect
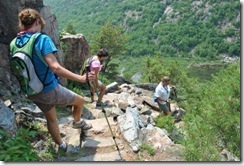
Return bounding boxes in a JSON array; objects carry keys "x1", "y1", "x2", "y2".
[{"x1": 44, "y1": 0, "x2": 240, "y2": 59}]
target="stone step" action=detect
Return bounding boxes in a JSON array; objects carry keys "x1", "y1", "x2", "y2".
[
  {"x1": 75, "y1": 150, "x2": 125, "y2": 161},
  {"x1": 82, "y1": 136, "x2": 121, "y2": 148}
]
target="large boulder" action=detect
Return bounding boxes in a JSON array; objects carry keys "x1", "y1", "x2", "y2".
[{"x1": 61, "y1": 33, "x2": 90, "y2": 74}]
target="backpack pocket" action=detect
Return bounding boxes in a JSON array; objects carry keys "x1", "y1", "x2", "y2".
[{"x1": 10, "y1": 52, "x2": 43, "y2": 95}]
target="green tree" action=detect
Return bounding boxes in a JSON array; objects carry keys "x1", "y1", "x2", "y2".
[
  {"x1": 65, "y1": 23, "x2": 76, "y2": 34},
  {"x1": 91, "y1": 21, "x2": 129, "y2": 73},
  {"x1": 228, "y1": 42, "x2": 240, "y2": 57},
  {"x1": 141, "y1": 55, "x2": 180, "y2": 83}
]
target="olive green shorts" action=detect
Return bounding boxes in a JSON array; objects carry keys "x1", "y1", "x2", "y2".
[{"x1": 157, "y1": 102, "x2": 169, "y2": 112}]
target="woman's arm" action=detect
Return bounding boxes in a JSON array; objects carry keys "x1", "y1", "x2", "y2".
[{"x1": 44, "y1": 53, "x2": 94, "y2": 83}]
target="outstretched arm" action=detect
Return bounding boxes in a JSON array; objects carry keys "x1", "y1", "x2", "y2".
[{"x1": 44, "y1": 53, "x2": 94, "y2": 83}]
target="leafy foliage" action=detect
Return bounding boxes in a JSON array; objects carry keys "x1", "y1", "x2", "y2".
[
  {"x1": 140, "y1": 143, "x2": 155, "y2": 156},
  {"x1": 64, "y1": 23, "x2": 77, "y2": 34},
  {"x1": 44, "y1": 0, "x2": 240, "y2": 59},
  {"x1": 0, "y1": 128, "x2": 40, "y2": 161},
  {"x1": 155, "y1": 115, "x2": 175, "y2": 133},
  {"x1": 141, "y1": 55, "x2": 181, "y2": 83},
  {"x1": 90, "y1": 21, "x2": 128, "y2": 73},
  {"x1": 155, "y1": 115, "x2": 185, "y2": 145},
  {"x1": 180, "y1": 61, "x2": 240, "y2": 161}
]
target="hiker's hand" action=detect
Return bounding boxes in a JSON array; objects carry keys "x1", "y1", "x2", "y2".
[
  {"x1": 166, "y1": 99, "x2": 171, "y2": 103},
  {"x1": 88, "y1": 71, "x2": 95, "y2": 81},
  {"x1": 171, "y1": 86, "x2": 176, "y2": 90}
]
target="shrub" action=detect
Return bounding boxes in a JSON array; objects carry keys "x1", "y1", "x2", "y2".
[{"x1": 0, "y1": 128, "x2": 40, "y2": 161}]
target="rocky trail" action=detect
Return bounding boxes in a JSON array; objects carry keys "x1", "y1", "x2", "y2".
[
  {"x1": 2, "y1": 81, "x2": 238, "y2": 162},
  {"x1": 1, "y1": 82, "x2": 186, "y2": 161},
  {"x1": 1, "y1": 81, "x2": 238, "y2": 162},
  {"x1": 54, "y1": 83, "x2": 186, "y2": 161}
]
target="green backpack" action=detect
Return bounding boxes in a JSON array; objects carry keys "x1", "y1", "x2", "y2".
[
  {"x1": 9, "y1": 33, "x2": 48, "y2": 95},
  {"x1": 80, "y1": 57, "x2": 97, "y2": 75}
]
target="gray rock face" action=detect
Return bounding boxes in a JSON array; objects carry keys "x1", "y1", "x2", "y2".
[
  {"x1": 0, "y1": 100, "x2": 17, "y2": 134},
  {"x1": 0, "y1": 0, "x2": 66, "y2": 89}
]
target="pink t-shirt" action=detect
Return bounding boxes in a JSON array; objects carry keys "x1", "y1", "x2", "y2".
[{"x1": 90, "y1": 60, "x2": 101, "y2": 72}]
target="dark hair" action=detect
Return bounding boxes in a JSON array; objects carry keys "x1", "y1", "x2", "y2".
[{"x1": 97, "y1": 48, "x2": 109, "y2": 57}]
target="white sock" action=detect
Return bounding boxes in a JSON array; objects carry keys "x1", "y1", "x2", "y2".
[
  {"x1": 59, "y1": 141, "x2": 66, "y2": 148},
  {"x1": 74, "y1": 119, "x2": 83, "y2": 123}
]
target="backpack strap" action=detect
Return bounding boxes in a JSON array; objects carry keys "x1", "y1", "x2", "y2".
[
  {"x1": 85, "y1": 59, "x2": 93, "y2": 97},
  {"x1": 29, "y1": 33, "x2": 51, "y2": 86},
  {"x1": 30, "y1": 33, "x2": 48, "y2": 66},
  {"x1": 18, "y1": 33, "x2": 51, "y2": 86},
  {"x1": 32, "y1": 33, "x2": 51, "y2": 86}
]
